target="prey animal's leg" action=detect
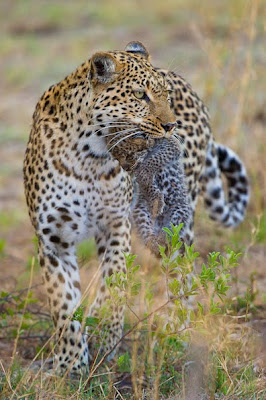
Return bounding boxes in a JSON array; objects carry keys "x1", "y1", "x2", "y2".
[
  {"x1": 137, "y1": 180, "x2": 165, "y2": 218},
  {"x1": 132, "y1": 194, "x2": 164, "y2": 256},
  {"x1": 39, "y1": 240, "x2": 88, "y2": 374}
]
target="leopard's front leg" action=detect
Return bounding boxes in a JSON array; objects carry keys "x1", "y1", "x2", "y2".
[
  {"x1": 87, "y1": 216, "x2": 131, "y2": 360},
  {"x1": 39, "y1": 239, "x2": 89, "y2": 375}
]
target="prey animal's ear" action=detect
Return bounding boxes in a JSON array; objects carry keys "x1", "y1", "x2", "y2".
[
  {"x1": 125, "y1": 41, "x2": 150, "y2": 61},
  {"x1": 90, "y1": 52, "x2": 120, "y2": 84}
]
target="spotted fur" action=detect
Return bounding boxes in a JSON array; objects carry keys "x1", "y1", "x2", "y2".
[
  {"x1": 200, "y1": 142, "x2": 249, "y2": 227},
  {"x1": 23, "y1": 41, "x2": 249, "y2": 374},
  {"x1": 109, "y1": 135, "x2": 193, "y2": 256}
]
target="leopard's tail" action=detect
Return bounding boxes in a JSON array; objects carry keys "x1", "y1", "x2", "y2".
[{"x1": 201, "y1": 142, "x2": 249, "y2": 227}]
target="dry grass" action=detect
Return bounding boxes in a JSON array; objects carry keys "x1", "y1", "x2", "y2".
[{"x1": 0, "y1": 0, "x2": 265, "y2": 398}]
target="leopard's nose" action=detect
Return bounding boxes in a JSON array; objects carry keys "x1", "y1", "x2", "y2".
[{"x1": 161, "y1": 123, "x2": 176, "y2": 132}]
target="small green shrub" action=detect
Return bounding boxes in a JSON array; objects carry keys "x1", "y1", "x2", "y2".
[{"x1": 1, "y1": 224, "x2": 264, "y2": 399}]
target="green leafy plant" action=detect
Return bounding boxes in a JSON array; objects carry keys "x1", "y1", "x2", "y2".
[
  {"x1": 1, "y1": 225, "x2": 264, "y2": 399},
  {"x1": 0, "y1": 288, "x2": 51, "y2": 340}
]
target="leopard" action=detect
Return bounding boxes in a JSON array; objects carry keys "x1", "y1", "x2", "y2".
[
  {"x1": 108, "y1": 135, "x2": 193, "y2": 256},
  {"x1": 23, "y1": 41, "x2": 249, "y2": 375}
]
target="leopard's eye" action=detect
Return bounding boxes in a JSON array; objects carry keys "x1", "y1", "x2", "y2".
[{"x1": 133, "y1": 90, "x2": 145, "y2": 99}]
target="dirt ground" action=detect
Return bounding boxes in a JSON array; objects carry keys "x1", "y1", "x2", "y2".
[{"x1": 0, "y1": 0, "x2": 265, "y2": 366}]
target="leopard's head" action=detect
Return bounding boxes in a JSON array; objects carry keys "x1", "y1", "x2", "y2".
[{"x1": 89, "y1": 42, "x2": 176, "y2": 152}]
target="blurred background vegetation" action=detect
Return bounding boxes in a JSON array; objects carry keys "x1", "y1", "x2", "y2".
[{"x1": 0, "y1": 0, "x2": 265, "y2": 375}]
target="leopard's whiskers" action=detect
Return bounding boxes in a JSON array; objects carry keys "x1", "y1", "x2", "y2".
[
  {"x1": 172, "y1": 131, "x2": 185, "y2": 145},
  {"x1": 107, "y1": 128, "x2": 139, "y2": 143},
  {"x1": 88, "y1": 120, "x2": 130, "y2": 129},
  {"x1": 107, "y1": 130, "x2": 141, "y2": 153},
  {"x1": 93, "y1": 124, "x2": 131, "y2": 136},
  {"x1": 101, "y1": 129, "x2": 131, "y2": 138},
  {"x1": 172, "y1": 132, "x2": 188, "y2": 157},
  {"x1": 89, "y1": 122, "x2": 129, "y2": 129},
  {"x1": 101, "y1": 126, "x2": 136, "y2": 138}
]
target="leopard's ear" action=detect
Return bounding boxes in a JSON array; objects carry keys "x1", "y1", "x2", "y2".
[
  {"x1": 125, "y1": 41, "x2": 150, "y2": 61},
  {"x1": 90, "y1": 52, "x2": 121, "y2": 84}
]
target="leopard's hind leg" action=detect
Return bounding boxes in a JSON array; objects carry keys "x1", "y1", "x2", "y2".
[{"x1": 86, "y1": 216, "x2": 131, "y2": 360}]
